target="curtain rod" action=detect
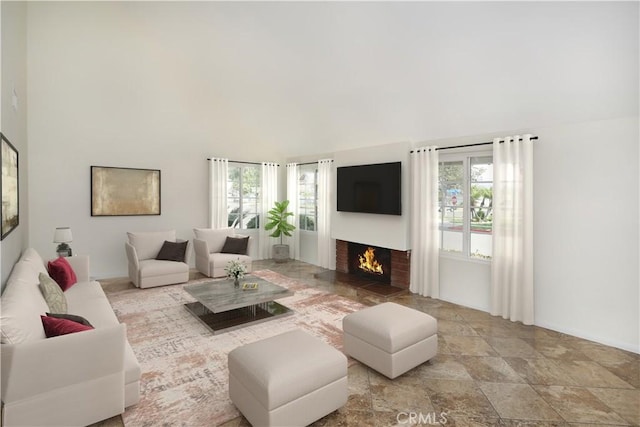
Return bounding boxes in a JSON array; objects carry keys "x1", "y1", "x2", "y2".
[
  {"x1": 207, "y1": 158, "x2": 279, "y2": 166},
  {"x1": 292, "y1": 159, "x2": 334, "y2": 166},
  {"x1": 411, "y1": 135, "x2": 538, "y2": 153}
]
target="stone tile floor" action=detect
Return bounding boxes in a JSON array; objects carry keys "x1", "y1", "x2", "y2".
[{"x1": 94, "y1": 260, "x2": 639, "y2": 427}]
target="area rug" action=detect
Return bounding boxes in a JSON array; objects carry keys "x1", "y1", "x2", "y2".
[{"x1": 106, "y1": 270, "x2": 366, "y2": 427}]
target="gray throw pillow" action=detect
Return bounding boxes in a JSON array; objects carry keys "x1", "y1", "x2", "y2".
[
  {"x1": 39, "y1": 273, "x2": 68, "y2": 314},
  {"x1": 156, "y1": 240, "x2": 188, "y2": 262},
  {"x1": 221, "y1": 236, "x2": 249, "y2": 255}
]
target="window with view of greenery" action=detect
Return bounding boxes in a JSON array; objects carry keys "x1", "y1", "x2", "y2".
[
  {"x1": 438, "y1": 154, "x2": 493, "y2": 260},
  {"x1": 298, "y1": 164, "x2": 317, "y2": 231},
  {"x1": 227, "y1": 164, "x2": 260, "y2": 229}
]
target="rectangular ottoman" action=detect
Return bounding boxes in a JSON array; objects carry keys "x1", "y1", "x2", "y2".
[
  {"x1": 343, "y1": 302, "x2": 437, "y2": 379},
  {"x1": 228, "y1": 329, "x2": 348, "y2": 427}
]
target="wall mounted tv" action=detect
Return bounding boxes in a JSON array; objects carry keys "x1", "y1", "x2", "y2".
[{"x1": 337, "y1": 162, "x2": 401, "y2": 215}]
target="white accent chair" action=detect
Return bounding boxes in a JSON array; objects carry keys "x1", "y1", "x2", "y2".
[
  {"x1": 193, "y1": 228, "x2": 252, "y2": 278},
  {"x1": 125, "y1": 230, "x2": 191, "y2": 288}
]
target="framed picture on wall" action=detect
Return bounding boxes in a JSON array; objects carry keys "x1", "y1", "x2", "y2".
[
  {"x1": 91, "y1": 166, "x2": 161, "y2": 216},
  {"x1": 1, "y1": 133, "x2": 19, "y2": 240}
]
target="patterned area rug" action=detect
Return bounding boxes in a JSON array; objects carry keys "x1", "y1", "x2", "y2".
[{"x1": 107, "y1": 270, "x2": 366, "y2": 427}]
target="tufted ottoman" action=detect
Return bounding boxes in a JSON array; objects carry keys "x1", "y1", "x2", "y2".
[
  {"x1": 343, "y1": 302, "x2": 438, "y2": 379},
  {"x1": 228, "y1": 329, "x2": 348, "y2": 427}
]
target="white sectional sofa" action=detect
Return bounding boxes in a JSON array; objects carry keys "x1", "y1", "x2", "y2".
[{"x1": 0, "y1": 248, "x2": 141, "y2": 427}]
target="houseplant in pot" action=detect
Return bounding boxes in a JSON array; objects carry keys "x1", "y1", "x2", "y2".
[{"x1": 264, "y1": 200, "x2": 296, "y2": 263}]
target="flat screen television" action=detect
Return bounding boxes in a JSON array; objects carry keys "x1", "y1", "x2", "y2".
[{"x1": 337, "y1": 162, "x2": 401, "y2": 215}]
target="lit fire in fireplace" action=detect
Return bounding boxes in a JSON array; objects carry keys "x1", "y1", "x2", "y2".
[{"x1": 358, "y1": 247, "x2": 384, "y2": 275}]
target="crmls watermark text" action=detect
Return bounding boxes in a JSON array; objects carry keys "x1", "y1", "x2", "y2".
[{"x1": 397, "y1": 411, "x2": 448, "y2": 425}]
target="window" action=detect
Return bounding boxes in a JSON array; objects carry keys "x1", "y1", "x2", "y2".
[
  {"x1": 438, "y1": 154, "x2": 493, "y2": 260},
  {"x1": 227, "y1": 163, "x2": 260, "y2": 229},
  {"x1": 298, "y1": 164, "x2": 317, "y2": 231}
]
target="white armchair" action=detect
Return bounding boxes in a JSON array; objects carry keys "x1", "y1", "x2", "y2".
[
  {"x1": 125, "y1": 230, "x2": 192, "y2": 288},
  {"x1": 193, "y1": 228, "x2": 253, "y2": 278}
]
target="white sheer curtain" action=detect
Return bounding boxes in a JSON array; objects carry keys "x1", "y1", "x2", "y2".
[
  {"x1": 491, "y1": 134, "x2": 534, "y2": 325},
  {"x1": 317, "y1": 159, "x2": 335, "y2": 269},
  {"x1": 259, "y1": 162, "x2": 279, "y2": 260},
  {"x1": 286, "y1": 163, "x2": 300, "y2": 260},
  {"x1": 208, "y1": 158, "x2": 228, "y2": 228},
  {"x1": 410, "y1": 147, "x2": 440, "y2": 297}
]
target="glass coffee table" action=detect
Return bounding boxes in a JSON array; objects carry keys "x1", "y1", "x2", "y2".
[{"x1": 183, "y1": 275, "x2": 294, "y2": 334}]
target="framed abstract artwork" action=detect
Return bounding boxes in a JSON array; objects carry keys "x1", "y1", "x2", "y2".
[
  {"x1": 1, "y1": 133, "x2": 19, "y2": 240},
  {"x1": 91, "y1": 166, "x2": 161, "y2": 216}
]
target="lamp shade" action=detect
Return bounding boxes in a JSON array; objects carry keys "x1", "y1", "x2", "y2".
[{"x1": 53, "y1": 227, "x2": 73, "y2": 243}]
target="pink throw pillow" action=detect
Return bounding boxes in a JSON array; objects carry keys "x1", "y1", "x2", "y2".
[
  {"x1": 41, "y1": 315, "x2": 93, "y2": 337},
  {"x1": 47, "y1": 257, "x2": 78, "y2": 291}
]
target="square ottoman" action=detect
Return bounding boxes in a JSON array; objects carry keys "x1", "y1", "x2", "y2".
[
  {"x1": 228, "y1": 329, "x2": 348, "y2": 427},
  {"x1": 343, "y1": 302, "x2": 437, "y2": 379}
]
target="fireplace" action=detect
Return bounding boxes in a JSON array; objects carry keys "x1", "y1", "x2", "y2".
[
  {"x1": 348, "y1": 243, "x2": 391, "y2": 284},
  {"x1": 336, "y1": 240, "x2": 410, "y2": 289}
]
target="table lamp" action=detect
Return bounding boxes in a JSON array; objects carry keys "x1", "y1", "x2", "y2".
[{"x1": 53, "y1": 227, "x2": 73, "y2": 257}]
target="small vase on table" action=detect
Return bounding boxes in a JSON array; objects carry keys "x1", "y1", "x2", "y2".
[{"x1": 225, "y1": 259, "x2": 247, "y2": 290}]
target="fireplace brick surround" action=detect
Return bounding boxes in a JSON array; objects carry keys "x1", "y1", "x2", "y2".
[{"x1": 336, "y1": 240, "x2": 410, "y2": 289}]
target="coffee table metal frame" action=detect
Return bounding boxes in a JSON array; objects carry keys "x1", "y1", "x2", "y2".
[{"x1": 183, "y1": 275, "x2": 294, "y2": 334}]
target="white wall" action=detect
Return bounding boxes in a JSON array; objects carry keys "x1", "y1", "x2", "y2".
[
  {"x1": 440, "y1": 257, "x2": 491, "y2": 312},
  {"x1": 26, "y1": 2, "x2": 290, "y2": 278},
  {"x1": 23, "y1": 2, "x2": 639, "y2": 351},
  {"x1": 1, "y1": 1, "x2": 27, "y2": 289},
  {"x1": 298, "y1": 230, "x2": 318, "y2": 265},
  {"x1": 534, "y1": 117, "x2": 639, "y2": 353}
]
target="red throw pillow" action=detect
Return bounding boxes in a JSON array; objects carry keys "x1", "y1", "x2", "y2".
[
  {"x1": 41, "y1": 315, "x2": 94, "y2": 337},
  {"x1": 47, "y1": 257, "x2": 78, "y2": 291}
]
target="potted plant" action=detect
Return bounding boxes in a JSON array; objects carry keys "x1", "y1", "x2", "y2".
[{"x1": 264, "y1": 200, "x2": 296, "y2": 263}]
